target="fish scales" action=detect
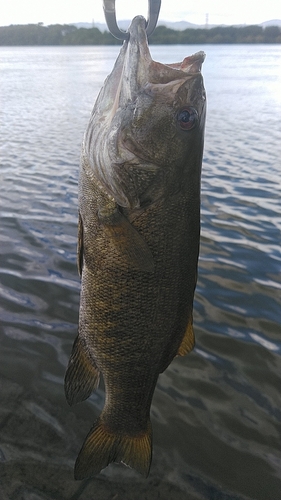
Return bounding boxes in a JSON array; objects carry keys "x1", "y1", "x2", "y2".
[{"x1": 65, "y1": 15, "x2": 206, "y2": 479}]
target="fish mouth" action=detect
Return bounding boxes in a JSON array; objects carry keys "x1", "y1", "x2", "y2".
[
  {"x1": 84, "y1": 16, "x2": 205, "y2": 209},
  {"x1": 104, "y1": 15, "x2": 205, "y2": 124}
]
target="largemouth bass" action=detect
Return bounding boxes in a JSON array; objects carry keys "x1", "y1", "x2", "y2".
[{"x1": 65, "y1": 15, "x2": 206, "y2": 479}]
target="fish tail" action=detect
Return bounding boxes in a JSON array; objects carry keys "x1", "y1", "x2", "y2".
[{"x1": 74, "y1": 417, "x2": 152, "y2": 479}]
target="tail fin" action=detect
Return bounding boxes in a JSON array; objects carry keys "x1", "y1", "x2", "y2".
[{"x1": 74, "y1": 418, "x2": 152, "y2": 479}]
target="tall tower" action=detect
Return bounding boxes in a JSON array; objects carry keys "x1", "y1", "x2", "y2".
[{"x1": 205, "y1": 13, "x2": 209, "y2": 29}]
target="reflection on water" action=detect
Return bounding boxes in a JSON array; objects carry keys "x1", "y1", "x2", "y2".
[{"x1": 0, "y1": 45, "x2": 281, "y2": 500}]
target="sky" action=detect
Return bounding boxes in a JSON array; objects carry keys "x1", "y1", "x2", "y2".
[{"x1": 0, "y1": 0, "x2": 280, "y2": 27}]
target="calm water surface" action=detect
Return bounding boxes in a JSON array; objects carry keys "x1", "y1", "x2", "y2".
[{"x1": 0, "y1": 44, "x2": 281, "y2": 500}]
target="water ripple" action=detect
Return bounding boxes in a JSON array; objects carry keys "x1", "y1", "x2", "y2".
[{"x1": 1, "y1": 45, "x2": 281, "y2": 500}]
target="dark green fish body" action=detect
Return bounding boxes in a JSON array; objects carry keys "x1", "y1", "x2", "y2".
[{"x1": 65, "y1": 16, "x2": 206, "y2": 479}]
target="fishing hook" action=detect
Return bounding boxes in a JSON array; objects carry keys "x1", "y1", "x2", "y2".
[{"x1": 103, "y1": 0, "x2": 161, "y2": 40}]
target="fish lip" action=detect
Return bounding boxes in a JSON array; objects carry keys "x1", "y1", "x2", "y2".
[
  {"x1": 165, "y1": 51, "x2": 206, "y2": 73},
  {"x1": 127, "y1": 15, "x2": 150, "y2": 44},
  {"x1": 118, "y1": 16, "x2": 152, "y2": 104},
  {"x1": 119, "y1": 16, "x2": 205, "y2": 103}
]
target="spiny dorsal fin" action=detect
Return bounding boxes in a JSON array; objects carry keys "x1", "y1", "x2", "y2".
[
  {"x1": 74, "y1": 418, "x2": 152, "y2": 479},
  {"x1": 64, "y1": 335, "x2": 100, "y2": 406}
]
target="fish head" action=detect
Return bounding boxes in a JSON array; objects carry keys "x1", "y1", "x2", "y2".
[{"x1": 84, "y1": 16, "x2": 206, "y2": 209}]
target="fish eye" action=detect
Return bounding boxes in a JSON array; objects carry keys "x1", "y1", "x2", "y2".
[{"x1": 177, "y1": 107, "x2": 198, "y2": 130}]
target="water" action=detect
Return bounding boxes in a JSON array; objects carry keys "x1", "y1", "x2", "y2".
[{"x1": 0, "y1": 44, "x2": 281, "y2": 500}]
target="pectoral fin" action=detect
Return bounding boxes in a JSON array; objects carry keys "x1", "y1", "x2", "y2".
[
  {"x1": 64, "y1": 335, "x2": 100, "y2": 406},
  {"x1": 177, "y1": 317, "x2": 195, "y2": 356},
  {"x1": 98, "y1": 203, "x2": 154, "y2": 273}
]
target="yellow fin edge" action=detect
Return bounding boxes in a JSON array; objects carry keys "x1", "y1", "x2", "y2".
[
  {"x1": 177, "y1": 317, "x2": 195, "y2": 356},
  {"x1": 75, "y1": 418, "x2": 152, "y2": 479}
]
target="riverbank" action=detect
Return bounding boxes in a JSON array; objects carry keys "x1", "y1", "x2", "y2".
[{"x1": 0, "y1": 22, "x2": 280, "y2": 45}]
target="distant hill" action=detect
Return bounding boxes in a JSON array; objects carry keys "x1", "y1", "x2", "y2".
[
  {"x1": 72, "y1": 21, "x2": 200, "y2": 31},
  {"x1": 260, "y1": 19, "x2": 281, "y2": 28},
  {"x1": 73, "y1": 19, "x2": 281, "y2": 31}
]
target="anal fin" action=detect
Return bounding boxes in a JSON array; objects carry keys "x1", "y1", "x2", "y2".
[
  {"x1": 64, "y1": 335, "x2": 100, "y2": 406},
  {"x1": 74, "y1": 417, "x2": 152, "y2": 479},
  {"x1": 177, "y1": 317, "x2": 195, "y2": 356}
]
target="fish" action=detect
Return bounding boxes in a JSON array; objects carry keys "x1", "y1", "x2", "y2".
[{"x1": 64, "y1": 15, "x2": 206, "y2": 480}]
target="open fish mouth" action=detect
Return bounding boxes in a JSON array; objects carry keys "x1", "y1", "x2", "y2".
[
  {"x1": 97, "y1": 15, "x2": 205, "y2": 125},
  {"x1": 84, "y1": 14, "x2": 206, "y2": 209}
]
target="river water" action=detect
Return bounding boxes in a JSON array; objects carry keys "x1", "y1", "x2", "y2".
[{"x1": 0, "y1": 44, "x2": 281, "y2": 500}]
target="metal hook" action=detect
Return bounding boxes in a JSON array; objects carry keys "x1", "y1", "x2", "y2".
[{"x1": 103, "y1": 0, "x2": 161, "y2": 40}]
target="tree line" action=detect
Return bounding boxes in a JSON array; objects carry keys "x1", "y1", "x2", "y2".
[{"x1": 0, "y1": 23, "x2": 280, "y2": 46}]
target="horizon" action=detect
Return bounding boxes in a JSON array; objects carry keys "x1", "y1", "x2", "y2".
[{"x1": 1, "y1": 17, "x2": 281, "y2": 29}]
